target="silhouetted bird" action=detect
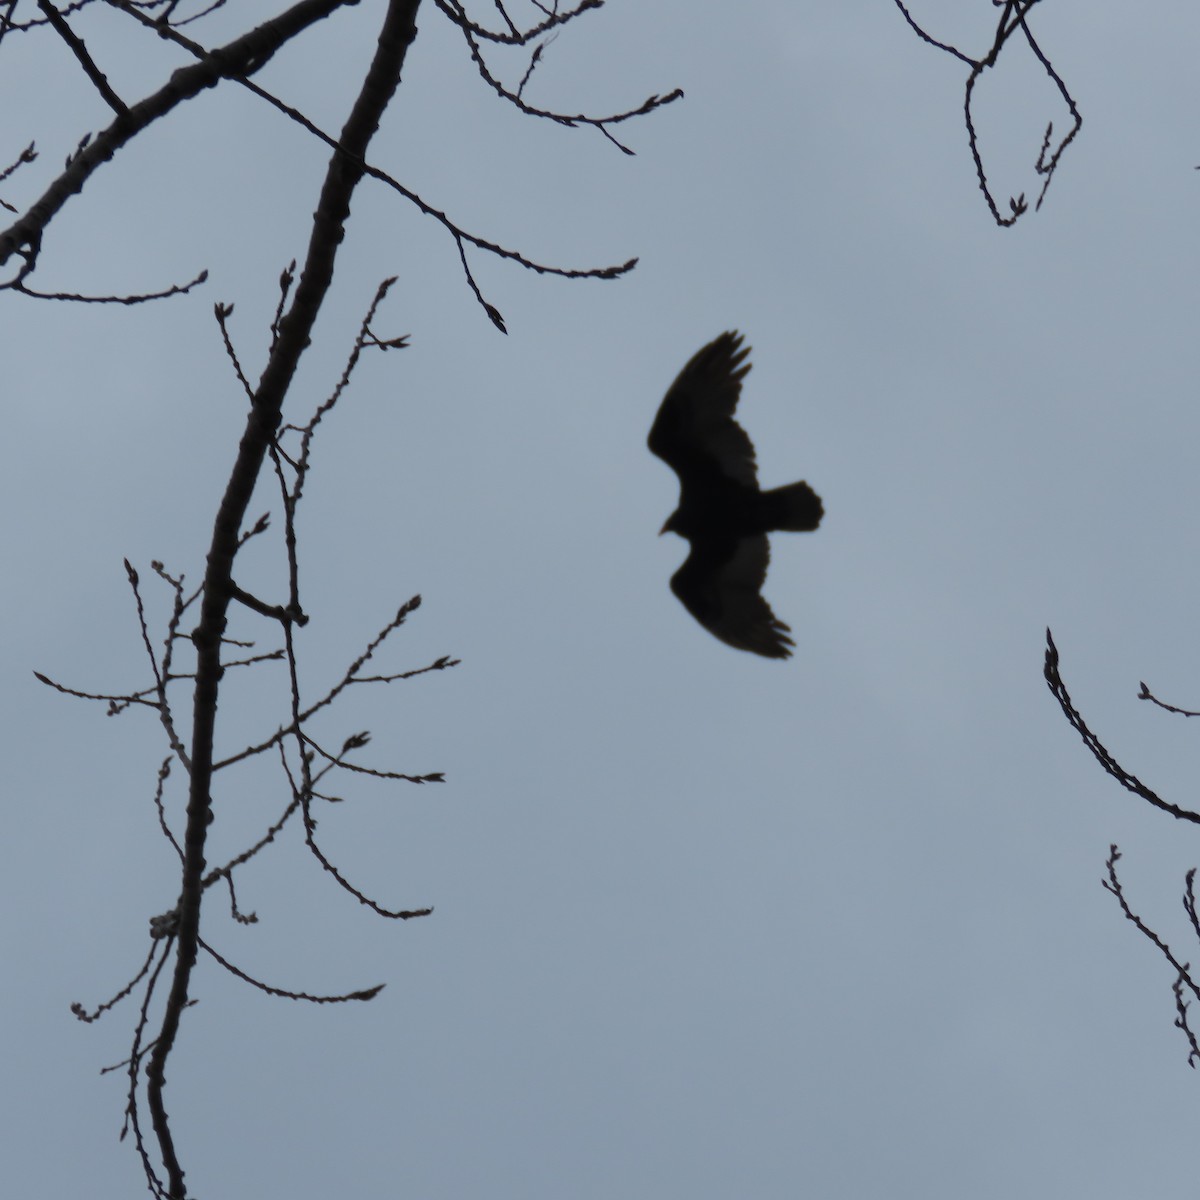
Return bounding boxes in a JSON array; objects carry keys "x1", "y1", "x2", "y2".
[{"x1": 649, "y1": 331, "x2": 823, "y2": 659}]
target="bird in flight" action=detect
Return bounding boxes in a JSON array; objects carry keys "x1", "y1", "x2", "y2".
[{"x1": 648, "y1": 331, "x2": 823, "y2": 659}]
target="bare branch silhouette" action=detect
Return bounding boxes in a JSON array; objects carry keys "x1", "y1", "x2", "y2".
[
  {"x1": 893, "y1": 0, "x2": 1080, "y2": 226},
  {"x1": 1102, "y1": 845, "x2": 1200, "y2": 1068},
  {"x1": 36, "y1": 0, "x2": 128, "y2": 113},
  {"x1": 1043, "y1": 629, "x2": 1200, "y2": 826},
  {"x1": 18, "y1": 0, "x2": 679, "y2": 1192},
  {"x1": 1138, "y1": 681, "x2": 1200, "y2": 718},
  {"x1": 1046, "y1": 630, "x2": 1200, "y2": 1064},
  {"x1": 1, "y1": 0, "x2": 357, "y2": 290},
  {"x1": 437, "y1": 0, "x2": 683, "y2": 154},
  {"x1": 34, "y1": 0, "x2": 663, "y2": 328}
]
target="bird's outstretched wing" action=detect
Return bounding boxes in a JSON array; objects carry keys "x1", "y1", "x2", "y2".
[
  {"x1": 669, "y1": 533, "x2": 794, "y2": 659},
  {"x1": 648, "y1": 331, "x2": 759, "y2": 489}
]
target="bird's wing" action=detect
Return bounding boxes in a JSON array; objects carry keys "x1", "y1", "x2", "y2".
[
  {"x1": 669, "y1": 533, "x2": 794, "y2": 659},
  {"x1": 648, "y1": 331, "x2": 759, "y2": 488}
]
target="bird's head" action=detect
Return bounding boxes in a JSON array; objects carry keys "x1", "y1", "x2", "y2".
[{"x1": 659, "y1": 510, "x2": 681, "y2": 537}]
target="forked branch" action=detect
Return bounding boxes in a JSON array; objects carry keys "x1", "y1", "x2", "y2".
[{"x1": 893, "y1": 0, "x2": 1080, "y2": 226}]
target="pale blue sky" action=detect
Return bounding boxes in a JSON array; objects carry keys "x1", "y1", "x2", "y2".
[{"x1": 5, "y1": 2, "x2": 1200, "y2": 1197}]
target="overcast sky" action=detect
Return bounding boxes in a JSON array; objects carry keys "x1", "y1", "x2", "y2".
[{"x1": 6, "y1": 1, "x2": 1200, "y2": 1197}]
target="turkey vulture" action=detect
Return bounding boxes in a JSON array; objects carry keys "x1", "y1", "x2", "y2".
[{"x1": 649, "y1": 331, "x2": 823, "y2": 659}]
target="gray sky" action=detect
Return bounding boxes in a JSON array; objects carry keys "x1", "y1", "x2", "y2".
[{"x1": 5, "y1": 1, "x2": 1200, "y2": 1196}]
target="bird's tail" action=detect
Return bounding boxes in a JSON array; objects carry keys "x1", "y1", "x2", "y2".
[{"x1": 762, "y1": 481, "x2": 823, "y2": 532}]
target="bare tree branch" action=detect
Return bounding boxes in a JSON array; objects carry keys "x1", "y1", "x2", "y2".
[
  {"x1": 20, "y1": 1, "x2": 676, "y2": 1192},
  {"x1": 1043, "y1": 629, "x2": 1200, "y2": 825},
  {"x1": 893, "y1": 0, "x2": 1080, "y2": 226},
  {"x1": 36, "y1": 0, "x2": 128, "y2": 113},
  {"x1": 0, "y1": 0, "x2": 357, "y2": 286},
  {"x1": 142, "y1": 6, "x2": 424, "y2": 1194}
]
